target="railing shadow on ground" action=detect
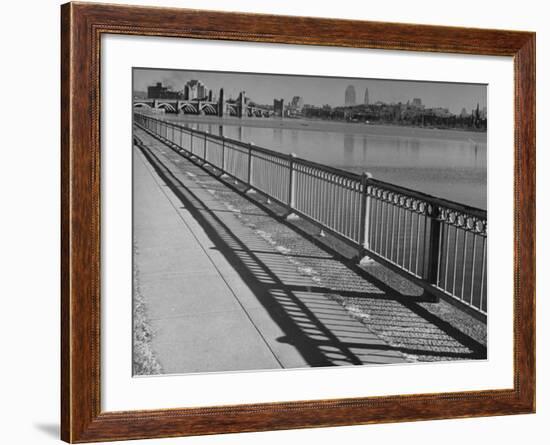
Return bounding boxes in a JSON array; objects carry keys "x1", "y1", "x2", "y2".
[
  {"x1": 136, "y1": 135, "x2": 486, "y2": 367},
  {"x1": 176, "y1": 142, "x2": 487, "y2": 358},
  {"x1": 139, "y1": 141, "x2": 367, "y2": 366}
]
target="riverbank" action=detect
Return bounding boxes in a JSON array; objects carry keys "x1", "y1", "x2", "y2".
[{"x1": 161, "y1": 113, "x2": 487, "y2": 143}]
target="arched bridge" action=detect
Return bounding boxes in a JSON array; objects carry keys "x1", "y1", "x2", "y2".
[{"x1": 133, "y1": 98, "x2": 272, "y2": 118}]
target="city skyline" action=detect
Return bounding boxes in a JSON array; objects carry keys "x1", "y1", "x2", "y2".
[{"x1": 134, "y1": 68, "x2": 487, "y2": 114}]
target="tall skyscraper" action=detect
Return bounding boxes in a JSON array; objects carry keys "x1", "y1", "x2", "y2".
[
  {"x1": 364, "y1": 88, "x2": 369, "y2": 105},
  {"x1": 183, "y1": 79, "x2": 209, "y2": 100},
  {"x1": 273, "y1": 98, "x2": 284, "y2": 117},
  {"x1": 345, "y1": 85, "x2": 356, "y2": 106}
]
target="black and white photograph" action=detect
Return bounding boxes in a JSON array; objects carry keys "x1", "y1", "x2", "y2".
[
  {"x1": 132, "y1": 68, "x2": 488, "y2": 376},
  {"x1": 3, "y1": 0, "x2": 546, "y2": 443}
]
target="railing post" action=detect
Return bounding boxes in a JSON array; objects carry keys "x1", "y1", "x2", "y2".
[
  {"x1": 423, "y1": 205, "x2": 442, "y2": 302},
  {"x1": 221, "y1": 139, "x2": 226, "y2": 173},
  {"x1": 190, "y1": 132, "x2": 194, "y2": 155},
  {"x1": 286, "y1": 153, "x2": 298, "y2": 219},
  {"x1": 204, "y1": 132, "x2": 208, "y2": 162},
  {"x1": 246, "y1": 143, "x2": 254, "y2": 190},
  {"x1": 357, "y1": 172, "x2": 373, "y2": 262}
]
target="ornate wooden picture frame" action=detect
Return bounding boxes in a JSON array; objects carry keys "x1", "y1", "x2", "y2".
[{"x1": 61, "y1": 2, "x2": 535, "y2": 442}]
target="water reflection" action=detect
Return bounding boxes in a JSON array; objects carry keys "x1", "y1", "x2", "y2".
[
  {"x1": 291, "y1": 130, "x2": 299, "y2": 146},
  {"x1": 344, "y1": 134, "x2": 354, "y2": 165},
  {"x1": 410, "y1": 139, "x2": 420, "y2": 156},
  {"x1": 273, "y1": 128, "x2": 283, "y2": 145}
]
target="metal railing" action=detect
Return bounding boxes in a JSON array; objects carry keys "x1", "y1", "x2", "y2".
[{"x1": 134, "y1": 113, "x2": 487, "y2": 320}]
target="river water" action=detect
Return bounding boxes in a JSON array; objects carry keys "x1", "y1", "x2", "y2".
[{"x1": 165, "y1": 116, "x2": 487, "y2": 210}]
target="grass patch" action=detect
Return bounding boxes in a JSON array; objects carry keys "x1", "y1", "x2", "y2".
[{"x1": 133, "y1": 247, "x2": 163, "y2": 376}]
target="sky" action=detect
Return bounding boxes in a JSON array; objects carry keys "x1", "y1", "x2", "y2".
[{"x1": 133, "y1": 68, "x2": 487, "y2": 114}]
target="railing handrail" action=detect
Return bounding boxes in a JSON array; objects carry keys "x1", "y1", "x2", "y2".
[
  {"x1": 138, "y1": 113, "x2": 487, "y2": 220},
  {"x1": 368, "y1": 179, "x2": 487, "y2": 220}
]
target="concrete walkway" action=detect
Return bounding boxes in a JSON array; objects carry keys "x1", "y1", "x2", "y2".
[{"x1": 133, "y1": 131, "x2": 406, "y2": 374}]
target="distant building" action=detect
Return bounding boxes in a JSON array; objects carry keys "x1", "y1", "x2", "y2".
[
  {"x1": 345, "y1": 85, "x2": 356, "y2": 106},
  {"x1": 364, "y1": 88, "x2": 369, "y2": 105},
  {"x1": 460, "y1": 107, "x2": 470, "y2": 118},
  {"x1": 273, "y1": 98, "x2": 284, "y2": 117},
  {"x1": 147, "y1": 82, "x2": 181, "y2": 99},
  {"x1": 290, "y1": 96, "x2": 304, "y2": 110},
  {"x1": 432, "y1": 107, "x2": 451, "y2": 118},
  {"x1": 183, "y1": 79, "x2": 209, "y2": 101},
  {"x1": 285, "y1": 96, "x2": 304, "y2": 117},
  {"x1": 411, "y1": 97, "x2": 423, "y2": 108}
]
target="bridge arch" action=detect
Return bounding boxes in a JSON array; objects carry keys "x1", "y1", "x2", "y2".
[
  {"x1": 133, "y1": 102, "x2": 152, "y2": 108},
  {"x1": 157, "y1": 103, "x2": 176, "y2": 112},
  {"x1": 226, "y1": 104, "x2": 238, "y2": 116},
  {"x1": 200, "y1": 103, "x2": 217, "y2": 115},
  {"x1": 179, "y1": 103, "x2": 198, "y2": 114}
]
